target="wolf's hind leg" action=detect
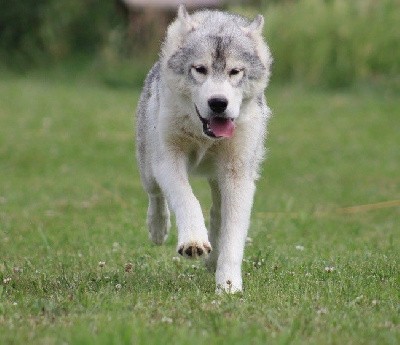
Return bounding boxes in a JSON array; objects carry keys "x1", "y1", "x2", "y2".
[
  {"x1": 205, "y1": 179, "x2": 221, "y2": 272},
  {"x1": 147, "y1": 193, "x2": 170, "y2": 245}
]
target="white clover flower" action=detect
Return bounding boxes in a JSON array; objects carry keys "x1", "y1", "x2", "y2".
[
  {"x1": 161, "y1": 316, "x2": 173, "y2": 324},
  {"x1": 246, "y1": 236, "x2": 253, "y2": 244},
  {"x1": 317, "y1": 307, "x2": 328, "y2": 315},
  {"x1": 352, "y1": 295, "x2": 364, "y2": 304},
  {"x1": 112, "y1": 242, "x2": 120, "y2": 252}
]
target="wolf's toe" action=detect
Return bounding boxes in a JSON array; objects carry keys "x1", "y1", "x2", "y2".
[{"x1": 178, "y1": 242, "x2": 212, "y2": 259}]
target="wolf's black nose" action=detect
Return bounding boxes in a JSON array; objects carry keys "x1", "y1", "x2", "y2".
[{"x1": 208, "y1": 97, "x2": 228, "y2": 114}]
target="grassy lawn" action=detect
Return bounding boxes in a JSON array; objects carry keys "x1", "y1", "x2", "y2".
[{"x1": 0, "y1": 72, "x2": 399, "y2": 344}]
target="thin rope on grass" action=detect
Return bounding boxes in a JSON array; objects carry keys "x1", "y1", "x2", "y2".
[
  {"x1": 86, "y1": 181, "x2": 400, "y2": 218},
  {"x1": 256, "y1": 200, "x2": 400, "y2": 219},
  {"x1": 89, "y1": 180, "x2": 130, "y2": 209},
  {"x1": 337, "y1": 200, "x2": 400, "y2": 214}
]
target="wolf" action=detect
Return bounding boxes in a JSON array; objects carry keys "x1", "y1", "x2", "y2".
[{"x1": 136, "y1": 5, "x2": 272, "y2": 293}]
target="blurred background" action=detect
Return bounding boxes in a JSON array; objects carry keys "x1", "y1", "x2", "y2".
[{"x1": 1, "y1": 0, "x2": 399, "y2": 89}]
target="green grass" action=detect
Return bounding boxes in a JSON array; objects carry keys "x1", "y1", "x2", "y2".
[
  {"x1": 260, "y1": 0, "x2": 400, "y2": 88},
  {"x1": 0, "y1": 72, "x2": 399, "y2": 344}
]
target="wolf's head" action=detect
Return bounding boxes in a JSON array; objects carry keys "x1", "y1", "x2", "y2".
[{"x1": 162, "y1": 6, "x2": 272, "y2": 139}]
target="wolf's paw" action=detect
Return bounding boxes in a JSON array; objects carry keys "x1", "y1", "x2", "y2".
[
  {"x1": 149, "y1": 230, "x2": 169, "y2": 246},
  {"x1": 216, "y1": 280, "x2": 243, "y2": 294},
  {"x1": 147, "y1": 212, "x2": 170, "y2": 245},
  {"x1": 216, "y1": 266, "x2": 243, "y2": 294},
  {"x1": 177, "y1": 241, "x2": 212, "y2": 259}
]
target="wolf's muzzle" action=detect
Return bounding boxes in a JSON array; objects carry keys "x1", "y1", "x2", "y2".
[{"x1": 195, "y1": 104, "x2": 235, "y2": 139}]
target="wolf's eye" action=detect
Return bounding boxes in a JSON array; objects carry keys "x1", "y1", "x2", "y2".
[
  {"x1": 193, "y1": 65, "x2": 207, "y2": 75},
  {"x1": 229, "y1": 68, "x2": 242, "y2": 77}
]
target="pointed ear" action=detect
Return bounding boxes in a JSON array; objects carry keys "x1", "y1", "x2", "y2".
[
  {"x1": 177, "y1": 5, "x2": 197, "y2": 33},
  {"x1": 178, "y1": 5, "x2": 190, "y2": 23},
  {"x1": 243, "y1": 14, "x2": 264, "y2": 36}
]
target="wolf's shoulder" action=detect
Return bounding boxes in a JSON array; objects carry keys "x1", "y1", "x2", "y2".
[
  {"x1": 137, "y1": 61, "x2": 161, "y2": 119},
  {"x1": 140, "y1": 61, "x2": 161, "y2": 100},
  {"x1": 144, "y1": 61, "x2": 161, "y2": 89}
]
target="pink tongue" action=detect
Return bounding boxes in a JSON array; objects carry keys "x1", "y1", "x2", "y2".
[{"x1": 209, "y1": 117, "x2": 235, "y2": 138}]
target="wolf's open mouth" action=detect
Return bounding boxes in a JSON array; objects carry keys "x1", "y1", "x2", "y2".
[{"x1": 195, "y1": 105, "x2": 235, "y2": 138}]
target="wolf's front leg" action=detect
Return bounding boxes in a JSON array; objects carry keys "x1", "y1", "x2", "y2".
[
  {"x1": 153, "y1": 153, "x2": 211, "y2": 259},
  {"x1": 216, "y1": 176, "x2": 256, "y2": 293}
]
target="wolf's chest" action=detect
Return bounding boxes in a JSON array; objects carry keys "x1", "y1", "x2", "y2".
[{"x1": 188, "y1": 147, "x2": 216, "y2": 176}]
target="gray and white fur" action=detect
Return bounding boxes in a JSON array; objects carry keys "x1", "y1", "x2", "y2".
[{"x1": 136, "y1": 6, "x2": 272, "y2": 293}]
